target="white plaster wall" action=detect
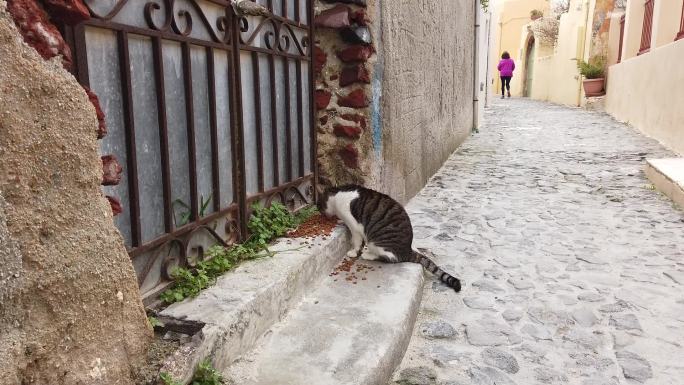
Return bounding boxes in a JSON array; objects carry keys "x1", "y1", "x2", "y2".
[
  {"x1": 605, "y1": 40, "x2": 684, "y2": 155},
  {"x1": 372, "y1": 0, "x2": 476, "y2": 203}
]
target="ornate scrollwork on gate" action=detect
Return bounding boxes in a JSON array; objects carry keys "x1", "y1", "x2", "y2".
[
  {"x1": 237, "y1": 16, "x2": 309, "y2": 57},
  {"x1": 85, "y1": 0, "x2": 232, "y2": 45}
]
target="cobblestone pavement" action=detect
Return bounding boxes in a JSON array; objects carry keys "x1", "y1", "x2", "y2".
[{"x1": 392, "y1": 99, "x2": 684, "y2": 385}]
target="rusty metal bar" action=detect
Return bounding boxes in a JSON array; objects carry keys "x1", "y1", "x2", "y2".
[
  {"x1": 128, "y1": 203, "x2": 240, "y2": 257},
  {"x1": 117, "y1": 31, "x2": 142, "y2": 246},
  {"x1": 295, "y1": 0, "x2": 300, "y2": 23},
  {"x1": 230, "y1": 10, "x2": 249, "y2": 239},
  {"x1": 207, "y1": 46, "x2": 221, "y2": 213},
  {"x1": 268, "y1": 54, "x2": 280, "y2": 186},
  {"x1": 252, "y1": 52, "x2": 265, "y2": 192},
  {"x1": 152, "y1": 37, "x2": 173, "y2": 232},
  {"x1": 295, "y1": 58, "x2": 304, "y2": 178},
  {"x1": 284, "y1": 57, "x2": 293, "y2": 182},
  {"x1": 181, "y1": 42, "x2": 200, "y2": 221},
  {"x1": 308, "y1": 0, "x2": 318, "y2": 201}
]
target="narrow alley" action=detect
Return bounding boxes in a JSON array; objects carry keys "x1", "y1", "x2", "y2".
[{"x1": 394, "y1": 99, "x2": 684, "y2": 385}]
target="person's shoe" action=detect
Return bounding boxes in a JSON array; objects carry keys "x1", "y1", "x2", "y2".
[
  {"x1": 501, "y1": 95, "x2": 505, "y2": 99},
  {"x1": 507, "y1": 92, "x2": 511, "y2": 98}
]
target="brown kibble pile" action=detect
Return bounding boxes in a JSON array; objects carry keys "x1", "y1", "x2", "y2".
[
  {"x1": 288, "y1": 213, "x2": 339, "y2": 238},
  {"x1": 329, "y1": 256, "x2": 379, "y2": 286}
]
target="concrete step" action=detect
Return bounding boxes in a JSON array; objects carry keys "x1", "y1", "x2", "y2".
[
  {"x1": 645, "y1": 158, "x2": 684, "y2": 208},
  {"x1": 223, "y1": 261, "x2": 424, "y2": 385},
  {"x1": 158, "y1": 227, "x2": 349, "y2": 383}
]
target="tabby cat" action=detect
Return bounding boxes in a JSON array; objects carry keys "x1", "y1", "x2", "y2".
[{"x1": 318, "y1": 184, "x2": 462, "y2": 292}]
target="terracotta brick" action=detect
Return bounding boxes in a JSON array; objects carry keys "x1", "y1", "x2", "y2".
[
  {"x1": 83, "y1": 87, "x2": 107, "y2": 139},
  {"x1": 106, "y1": 195, "x2": 123, "y2": 216},
  {"x1": 42, "y1": 0, "x2": 90, "y2": 25},
  {"x1": 333, "y1": 124, "x2": 362, "y2": 139},
  {"x1": 339, "y1": 144, "x2": 359, "y2": 169},
  {"x1": 101, "y1": 155, "x2": 123, "y2": 186},
  {"x1": 339, "y1": 64, "x2": 370, "y2": 87},
  {"x1": 349, "y1": 9, "x2": 368, "y2": 26},
  {"x1": 313, "y1": 45, "x2": 327, "y2": 74},
  {"x1": 337, "y1": 45, "x2": 374, "y2": 63},
  {"x1": 7, "y1": 0, "x2": 73, "y2": 69},
  {"x1": 314, "y1": 4, "x2": 350, "y2": 29},
  {"x1": 314, "y1": 90, "x2": 332, "y2": 110},
  {"x1": 338, "y1": 89, "x2": 368, "y2": 108}
]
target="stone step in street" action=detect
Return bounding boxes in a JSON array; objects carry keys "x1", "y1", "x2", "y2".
[
  {"x1": 223, "y1": 261, "x2": 424, "y2": 385},
  {"x1": 645, "y1": 158, "x2": 684, "y2": 209},
  {"x1": 158, "y1": 228, "x2": 349, "y2": 383}
]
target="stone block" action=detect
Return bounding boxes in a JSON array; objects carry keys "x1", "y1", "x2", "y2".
[
  {"x1": 339, "y1": 144, "x2": 359, "y2": 168},
  {"x1": 313, "y1": 45, "x2": 327, "y2": 74},
  {"x1": 101, "y1": 155, "x2": 123, "y2": 186},
  {"x1": 338, "y1": 89, "x2": 368, "y2": 108},
  {"x1": 84, "y1": 87, "x2": 107, "y2": 139},
  {"x1": 6, "y1": 0, "x2": 73, "y2": 69},
  {"x1": 42, "y1": 0, "x2": 90, "y2": 25},
  {"x1": 314, "y1": 4, "x2": 350, "y2": 29},
  {"x1": 339, "y1": 63, "x2": 370, "y2": 87},
  {"x1": 341, "y1": 25, "x2": 372, "y2": 45},
  {"x1": 333, "y1": 124, "x2": 362, "y2": 139},
  {"x1": 314, "y1": 89, "x2": 332, "y2": 109},
  {"x1": 337, "y1": 44, "x2": 374, "y2": 62}
]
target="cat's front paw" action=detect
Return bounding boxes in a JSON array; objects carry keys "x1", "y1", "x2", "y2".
[
  {"x1": 360, "y1": 251, "x2": 379, "y2": 261},
  {"x1": 346, "y1": 249, "x2": 359, "y2": 258}
]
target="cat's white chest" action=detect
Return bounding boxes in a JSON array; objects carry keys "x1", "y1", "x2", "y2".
[{"x1": 328, "y1": 190, "x2": 364, "y2": 232}]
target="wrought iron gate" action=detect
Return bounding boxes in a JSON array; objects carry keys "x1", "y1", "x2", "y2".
[{"x1": 64, "y1": 0, "x2": 316, "y2": 305}]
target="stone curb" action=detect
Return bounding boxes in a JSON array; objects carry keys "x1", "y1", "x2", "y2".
[{"x1": 158, "y1": 226, "x2": 349, "y2": 383}]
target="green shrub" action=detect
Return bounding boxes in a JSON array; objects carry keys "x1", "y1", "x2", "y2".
[{"x1": 577, "y1": 56, "x2": 606, "y2": 79}]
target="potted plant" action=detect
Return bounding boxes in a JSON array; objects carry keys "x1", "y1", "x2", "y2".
[
  {"x1": 530, "y1": 9, "x2": 543, "y2": 20},
  {"x1": 577, "y1": 56, "x2": 606, "y2": 97}
]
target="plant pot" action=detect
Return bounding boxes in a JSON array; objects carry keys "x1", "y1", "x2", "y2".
[{"x1": 583, "y1": 78, "x2": 605, "y2": 97}]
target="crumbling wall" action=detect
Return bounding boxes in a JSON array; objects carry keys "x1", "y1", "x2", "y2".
[
  {"x1": 314, "y1": 0, "x2": 376, "y2": 187},
  {"x1": 0, "y1": 1, "x2": 151, "y2": 383}
]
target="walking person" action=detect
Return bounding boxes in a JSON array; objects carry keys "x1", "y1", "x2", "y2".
[{"x1": 498, "y1": 51, "x2": 515, "y2": 99}]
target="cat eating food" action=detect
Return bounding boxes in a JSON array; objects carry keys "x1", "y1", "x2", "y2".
[{"x1": 318, "y1": 184, "x2": 461, "y2": 292}]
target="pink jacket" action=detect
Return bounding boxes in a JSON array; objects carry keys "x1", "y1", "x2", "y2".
[{"x1": 498, "y1": 59, "x2": 515, "y2": 77}]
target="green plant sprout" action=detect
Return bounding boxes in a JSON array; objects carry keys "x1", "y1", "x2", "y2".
[{"x1": 160, "y1": 203, "x2": 318, "y2": 304}]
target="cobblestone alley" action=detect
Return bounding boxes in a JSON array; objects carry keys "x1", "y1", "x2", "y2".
[{"x1": 393, "y1": 99, "x2": 684, "y2": 385}]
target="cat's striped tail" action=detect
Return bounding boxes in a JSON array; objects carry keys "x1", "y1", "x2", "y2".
[{"x1": 410, "y1": 248, "x2": 461, "y2": 292}]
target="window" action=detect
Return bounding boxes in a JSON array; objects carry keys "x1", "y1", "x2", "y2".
[{"x1": 638, "y1": 0, "x2": 655, "y2": 55}]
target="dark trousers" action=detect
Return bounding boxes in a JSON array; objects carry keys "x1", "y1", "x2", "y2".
[{"x1": 501, "y1": 76, "x2": 512, "y2": 95}]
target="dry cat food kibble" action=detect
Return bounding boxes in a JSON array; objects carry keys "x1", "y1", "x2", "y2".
[
  {"x1": 330, "y1": 256, "x2": 377, "y2": 285},
  {"x1": 287, "y1": 213, "x2": 338, "y2": 238}
]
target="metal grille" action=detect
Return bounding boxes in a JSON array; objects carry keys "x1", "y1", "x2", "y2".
[
  {"x1": 638, "y1": 0, "x2": 654, "y2": 55},
  {"x1": 63, "y1": 0, "x2": 316, "y2": 305}
]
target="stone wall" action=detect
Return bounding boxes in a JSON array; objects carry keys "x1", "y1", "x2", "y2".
[
  {"x1": 0, "y1": 1, "x2": 151, "y2": 383},
  {"x1": 373, "y1": 0, "x2": 476, "y2": 203},
  {"x1": 314, "y1": 0, "x2": 476, "y2": 203}
]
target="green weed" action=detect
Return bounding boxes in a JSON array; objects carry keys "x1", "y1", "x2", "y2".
[
  {"x1": 159, "y1": 359, "x2": 223, "y2": 385},
  {"x1": 160, "y1": 203, "x2": 317, "y2": 304},
  {"x1": 148, "y1": 316, "x2": 164, "y2": 329}
]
